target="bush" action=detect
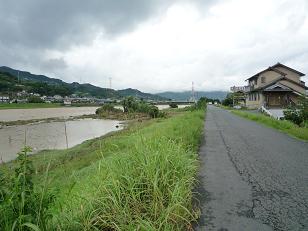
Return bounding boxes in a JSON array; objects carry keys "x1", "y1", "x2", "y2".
[
  {"x1": 27, "y1": 96, "x2": 44, "y2": 103},
  {"x1": 222, "y1": 93, "x2": 233, "y2": 106},
  {"x1": 122, "y1": 96, "x2": 139, "y2": 113},
  {"x1": 95, "y1": 104, "x2": 122, "y2": 115},
  {"x1": 169, "y1": 102, "x2": 178, "y2": 108},
  {"x1": 121, "y1": 97, "x2": 165, "y2": 118},
  {"x1": 283, "y1": 96, "x2": 308, "y2": 126},
  {"x1": 284, "y1": 108, "x2": 302, "y2": 125},
  {"x1": 190, "y1": 97, "x2": 207, "y2": 111}
]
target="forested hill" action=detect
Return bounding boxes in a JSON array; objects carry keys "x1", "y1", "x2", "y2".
[
  {"x1": 0, "y1": 66, "x2": 65, "y2": 85},
  {"x1": 0, "y1": 66, "x2": 166, "y2": 100}
]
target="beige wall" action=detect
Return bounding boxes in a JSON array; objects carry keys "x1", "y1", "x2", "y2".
[
  {"x1": 274, "y1": 66, "x2": 301, "y2": 83},
  {"x1": 278, "y1": 80, "x2": 306, "y2": 94},
  {"x1": 257, "y1": 71, "x2": 281, "y2": 88},
  {"x1": 249, "y1": 71, "x2": 281, "y2": 89},
  {"x1": 246, "y1": 92, "x2": 264, "y2": 109}
]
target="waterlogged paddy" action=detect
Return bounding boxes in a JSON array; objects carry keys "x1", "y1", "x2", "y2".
[
  {"x1": 0, "y1": 104, "x2": 191, "y2": 162},
  {"x1": 0, "y1": 105, "x2": 191, "y2": 122},
  {"x1": 0, "y1": 106, "x2": 99, "y2": 122},
  {"x1": 0, "y1": 119, "x2": 122, "y2": 162}
]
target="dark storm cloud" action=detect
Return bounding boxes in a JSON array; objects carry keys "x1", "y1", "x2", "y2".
[
  {"x1": 0, "y1": 0, "x2": 183, "y2": 73},
  {"x1": 0, "y1": 0, "x2": 174, "y2": 50},
  {"x1": 0, "y1": 0, "x2": 216, "y2": 73}
]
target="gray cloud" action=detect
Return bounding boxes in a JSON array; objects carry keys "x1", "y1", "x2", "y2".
[
  {"x1": 0, "y1": 0, "x2": 180, "y2": 76},
  {"x1": 40, "y1": 57, "x2": 67, "y2": 71},
  {"x1": 0, "y1": 0, "x2": 217, "y2": 74},
  {"x1": 0, "y1": 0, "x2": 175, "y2": 50},
  {"x1": 0, "y1": 0, "x2": 307, "y2": 91}
]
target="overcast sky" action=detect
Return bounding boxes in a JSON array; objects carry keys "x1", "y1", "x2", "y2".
[{"x1": 1, "y1": 0, "x2": 308, "y2": 92}]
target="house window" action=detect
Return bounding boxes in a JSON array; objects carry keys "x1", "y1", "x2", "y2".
[{"x1": 261, "y1": 76, "x2": 266, "y2": 83}]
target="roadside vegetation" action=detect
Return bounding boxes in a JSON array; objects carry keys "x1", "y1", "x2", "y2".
[
  {"x1": 283, "y1": 96, "x2": 308, "y2": 127},
  {"x1": 232, "y1": 110, "x2": 308, "y2": 141},
  {"x1": 0, "y1": 99, "x2": 206, "y2": 230},
  {"x1": 221, "y1": 93, "x2": 234, "y2": 107}
]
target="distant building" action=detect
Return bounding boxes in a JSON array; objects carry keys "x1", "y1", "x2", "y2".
[
  {"x1": 63, "y1": 99, "x2": 72, "y2": 106},
  {"x1": 53, "y1": 95, "x2": 63, "y2": 100},
  {"x1": 0, "y1": 95, "x2": 9, "y2": 103}
]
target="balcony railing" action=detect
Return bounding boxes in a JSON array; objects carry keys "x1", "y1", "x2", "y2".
[{"x1": 230, "y1": 85, "x2": 251, "y2": 92}]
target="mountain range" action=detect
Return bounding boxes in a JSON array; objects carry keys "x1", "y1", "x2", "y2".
[
  {"x1": 156, "y1": 91, "x2": 228, "y2": 101},
  {"x1": 0, "y1": 66, "x2": 229, "y2": 101},
  {"x1": 0, "y1": 66, "x2": 166, "y2": 100}
]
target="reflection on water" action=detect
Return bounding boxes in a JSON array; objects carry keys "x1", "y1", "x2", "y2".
[{"x1": 0, "y1": 119, "x2": 121, "y2": 162}]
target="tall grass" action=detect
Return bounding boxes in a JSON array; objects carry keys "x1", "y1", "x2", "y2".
[
  {"x1": 1, "y1": 109, "x2": 205, "y2": 230},
  {"x1": 47, "y1": 110, "x2": 205, "y2": 230},
  {"x1": 0, "y1": 147, "x2": 55, "y2": 231},
  {"x1": 232, "y1": 110, "x2": 308, "y2": 141}
]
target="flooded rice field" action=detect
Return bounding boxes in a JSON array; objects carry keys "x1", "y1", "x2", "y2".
[
  {"x1": 0, "y1": 118, "x2": 122, "y2": 162},
  {"x1": 0, "y1": 106, "x2": 99, "y2": 122},
  {"x1": 0, "y1": 104, "x2": 191, "y2": 162}
]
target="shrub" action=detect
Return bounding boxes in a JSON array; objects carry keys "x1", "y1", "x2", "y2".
[
  {"x1": 95, "y1": 104, "x2": 122, "y2": 115},
  {"x1": 28, "y1": 96, "x2": 44, "y2": 103},
  {"x1": 169, "y1": 102, "x2": 178, "y2": 108},
  {"x1": 284, "y1": 108, "x2": 302, "y2": 125},
  {"x1": 190, "y1": 97, "x2": 207, "y2": 111},
  {"x1": 283, "y1": 96, "x2": 308, "y2": 126},
  {"x1": 121, "y1": 97, "x2": 165, "y2": 118},
  {"x1": 122, "y1": 96, "x2": 139, "y2": 113},
  {"x1": 222, "y1": 93, "x2": 233, "y2": 106}
]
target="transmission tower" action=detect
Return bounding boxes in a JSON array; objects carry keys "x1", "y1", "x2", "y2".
[{"x1": 190, "y1": 81, "x2": 196, "y2": 102}]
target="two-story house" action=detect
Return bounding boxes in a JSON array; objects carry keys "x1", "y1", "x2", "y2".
[{"x1": 245, "y1": 63, "x2": 307, "y2": 109}]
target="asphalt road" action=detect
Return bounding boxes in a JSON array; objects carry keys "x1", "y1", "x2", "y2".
[{"x1": 196, "y1": 106, "x2": 308, "y2": 231}]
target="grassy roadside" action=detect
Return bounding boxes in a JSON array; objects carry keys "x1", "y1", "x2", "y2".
[
  {"x1": 231, "y1": 110, "x2": 308, "y2": 141},
  {"x1": 1, "y1": 109, "x2": 205, "y2": 230}
]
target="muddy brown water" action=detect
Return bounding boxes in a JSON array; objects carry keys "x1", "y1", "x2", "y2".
[
  {"x1": 0, "y1": 107, "x2": 99, "y2": 122},
  {"x1": 0, "y1": 118, "x2": 122, "y2": 162}
]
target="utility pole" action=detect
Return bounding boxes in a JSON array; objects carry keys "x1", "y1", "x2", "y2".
[
  {"x1": 109, "y1": 77, "x2": 112, "y2": 89},
  {"x1": 190, "y1": 81, "x2": 196, "y2": 103}
]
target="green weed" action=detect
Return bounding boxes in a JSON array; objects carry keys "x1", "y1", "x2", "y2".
[{"x1": 232, "y1": 110, "x2": 308, "y2": 141}]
